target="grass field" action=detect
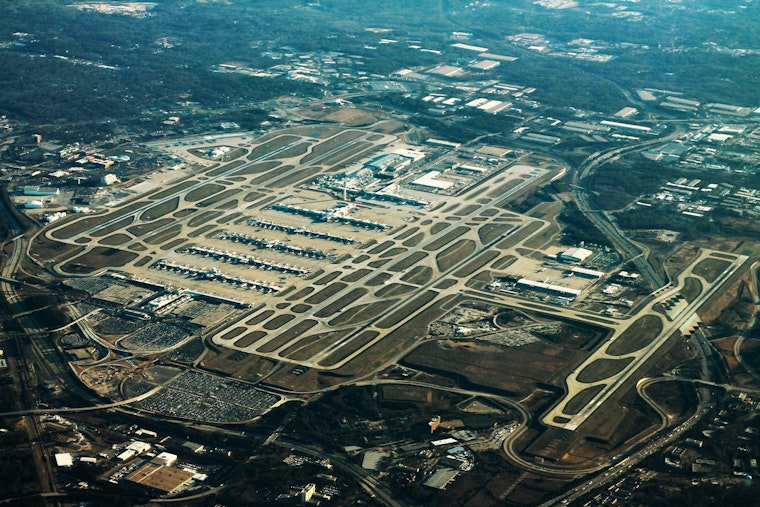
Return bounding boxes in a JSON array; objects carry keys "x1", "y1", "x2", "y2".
[
  {"x1": 313, "y1": 288, "x2": 369, "y2": 318},
  {"x1": 216, "y1": 326, "x2": 246, "y2": 342},
  {"x1": 376, "y1": 290, "x2": 437, "y2": 329},
  {"x1": 99, "y1": 234, "x2": 131, "y2": 246},
  {"x1": 317, "y1": 141, "x2": 375, "y2": 168},
  {"x1": 575, "y1": 357, "x2": 633, "y2": 383},
  {"x1": 144, "y1": 224, "x2": 182, "y2": 245},
  {"x1": 478, "y1": 222, "x2": 516, "y2": 244},
  {"x1": 454, "y1": 204, "x2": 479, "y2": 216},
  {"x1": 607, "y1": 315, "x2": 663, "y2": 356},
  {"x1": 401, "y1": 266, "x2": 433, "y2": 285},
  {"x1": 233, "y1": 160, "x2": 281, "y2": 177},
  {"x1": 562, "y1": 385, "x2": 606, "y2": 416},
  {"x1": 160, "y1": 238, "x2": 187, "y2": 251},
  {"x1": 173, "y1": 208, "x2": 196, "y2": 218},
  {"x1": 234, "y1": 331, "x2": 268, "y2": 348},
  {"x1": 342, "y1": 268, "x2": 372, "y2": 283},
  {"x1": 141, "y1": 196, "x2": 180, "y2": 221},
  {"x1": 149, "y1": 180, "x2": 196, "y2": 201},
  {"x1": 314, "y1": 271, "x2": 341, "y2": 285},
  {"x1": 404, "y1": 337, "x2": 577, "y2": 398},
  {"x1": 80, "y1": 217, "x2": 134, "y2": 238},
  {"x1": 273, "y1": 142, "x2": 312, "y2": 160},
  {"x1": 263, "y1": 314, "x2": 296, "y2": 330},
  {"x1": 60, "y1": 247, "x2": 138, "y2": 273},
  {"x1": 693, "y1": 258, "x2": 731, "y2": 283},
  {"x1": 126, "y1": 218, "x2": 173, "y2": 237},
  {"x1": 245, "y1": 310, "x2": 274, "y2": 326},
  {"x1": 317, "y1": 330, "x2": 379, "y2": 368},
  {"x1": 256, "y1": 319, "x2": 318, "y2": 354},
  {"x1": 247, "y1": 135, "x2": 301, "y2": 160},
  {"x1": 205, "y1": 159, "x2": 245, "y2": 177},
  {"x1": 401, "y1": 232, "x2": 426, "y2": 247},
  {"x1": 300, "y1": 130, "x2": 364, "y2": 164},
  {"x1": 133, "y1": 256, "x2": 152, "y2": 267},
  {"x1": 285, "y1": 287, "x2": 314, "y2": 302},
  {"x1": 266, "y1": 166, "x2": 323, "y2": 189},
  {"x1": 185, "y1": 183, "x2": 225, "y2": 202},
  {"x1": 453, "y1": 250, "x2": 500, "y2": 278},
  {"x1": 368, "y1": 241, "x2": 394, "y2": 255},
  {"x1": 395, "y1": 226, "x2": 419, "y2": 240},
  {"x1": 328, "y1": 300, "x2": 398, "y2": 326},
  {"x1": 387, "y1": 251, "x2": 428, "y2": 272},
  {"x1": 681, "y1": 276, "x2": 703, "y2": 303},
  {"x1": 304, "y1": 282, "x2": 348, "y2": 305},
  {"x1": 374, "y1": 283, "x2": 415, "y2": 298},
  {"x1": 187, "y1": 211, "x2": 223, "y2": 227},
  {"x1": 187, "y1": 224, "x2": 217, "y2": 238},
  {"x1": 382, "y1": 248, "x2": 408, "y2": 262},
  {"x1": 436, "y1": 239, "x2": 476, "y2": 272},
  {"x1": 282, "y1": 330, "x2": 352, "y2": 361},
  {"x1": 422, "y1": 225, "x2": 470, "y2": 252},
  {"x1": 430, "y1": 222, "x2": 451, "y2": 235},
  {"x1": 197, "y1": 188, "x2": 242, "y2": 208},
  {"x1": 491, "y1": 255, "x2": 517, "y2": 270}
]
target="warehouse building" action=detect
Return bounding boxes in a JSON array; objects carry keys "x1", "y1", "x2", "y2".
[
  {"x1": 559, "y1": 247, "x2": 593, "y2": 263},
  {"x1": 125, "y1": 462, "x2": 195, "y2": 495},
  {"x1": 516, "y1": 278, "x2": 581, "y2": 299}
]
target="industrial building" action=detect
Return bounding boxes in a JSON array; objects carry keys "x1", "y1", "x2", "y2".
[
  {"x1": 364, "y1": 153, "x2": 412, "y2": 173},
  {"x1": 54, "y1": 453, "x2": 74, "y2": 468},
  {"x1": 22, "y1": 186, "x2": 59, "y2": 196},
  {"x1": 516, "y1": 278, "x2": 581, "y2": 299},
  {"x1": 125, "y1": 462, "x2": 195, "y2": 495},
  {"x1": 423, "y1": 467, "x2": 459, "y2": 490},
  {"x1": 559, "y1": 247, "x2": 593, "y2": 263},
  {"x1": 410, "y1": 171, "x2": 454, "y2": 191},
  {"x1": 570, "y1": 266, "x2": 604, "y2": 279}
]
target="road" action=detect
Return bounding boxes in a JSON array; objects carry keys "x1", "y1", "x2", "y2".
[
  {"x1": 0, "y1": 199, "x2": 58, "y2": 496},
  {"x1": 543, "y1": 377, "x2": 716, "y2": 507},
  {"x1": 274, "y1": 437, "x2": 409, "y2": 507},
  {"x1": 542, "y1": 250, "x2": 748, "y2": 431},
  {"x1": 569, "y1": 127, "x2": 686, "y2": 290},
  {"x1": 734, "y1": 261, "x2": 760, "y2": 382}
]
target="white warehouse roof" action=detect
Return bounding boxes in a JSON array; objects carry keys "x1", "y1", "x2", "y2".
[
  {"x1": 411, "y1": 171, "x2": 454, "y2": 190},
  {"x1": 55, "y1": 453, "x2": 74, "y2": 468},
  {"x1": 560, "y1": 247, "x2": 593, "y2": 262}
]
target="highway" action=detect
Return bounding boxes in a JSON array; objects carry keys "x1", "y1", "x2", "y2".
[
  {"x1": 542, "y1": 377, "x2": 716, "y2": 507},
  {"x1": 569, "y1": 127, "x2": 686, "y2": 290},
  {"x1": 274, "y1": 437, "x2": 409, "y2": 507},
  {"x1": 734, "y1": 261, "x2": 760, "y2": 382},
  {"x1": 0, "y1": 201, "x2": 58, "y2": 496}
]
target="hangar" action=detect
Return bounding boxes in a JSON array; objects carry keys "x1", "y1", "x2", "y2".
[{"x1": 559, "y1": 247, "x2": 593, "y2": 263}]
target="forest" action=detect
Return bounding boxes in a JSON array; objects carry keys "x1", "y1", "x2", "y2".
[{"x1": 0, "y1": 0, "x2": 756, "y2": 126}]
